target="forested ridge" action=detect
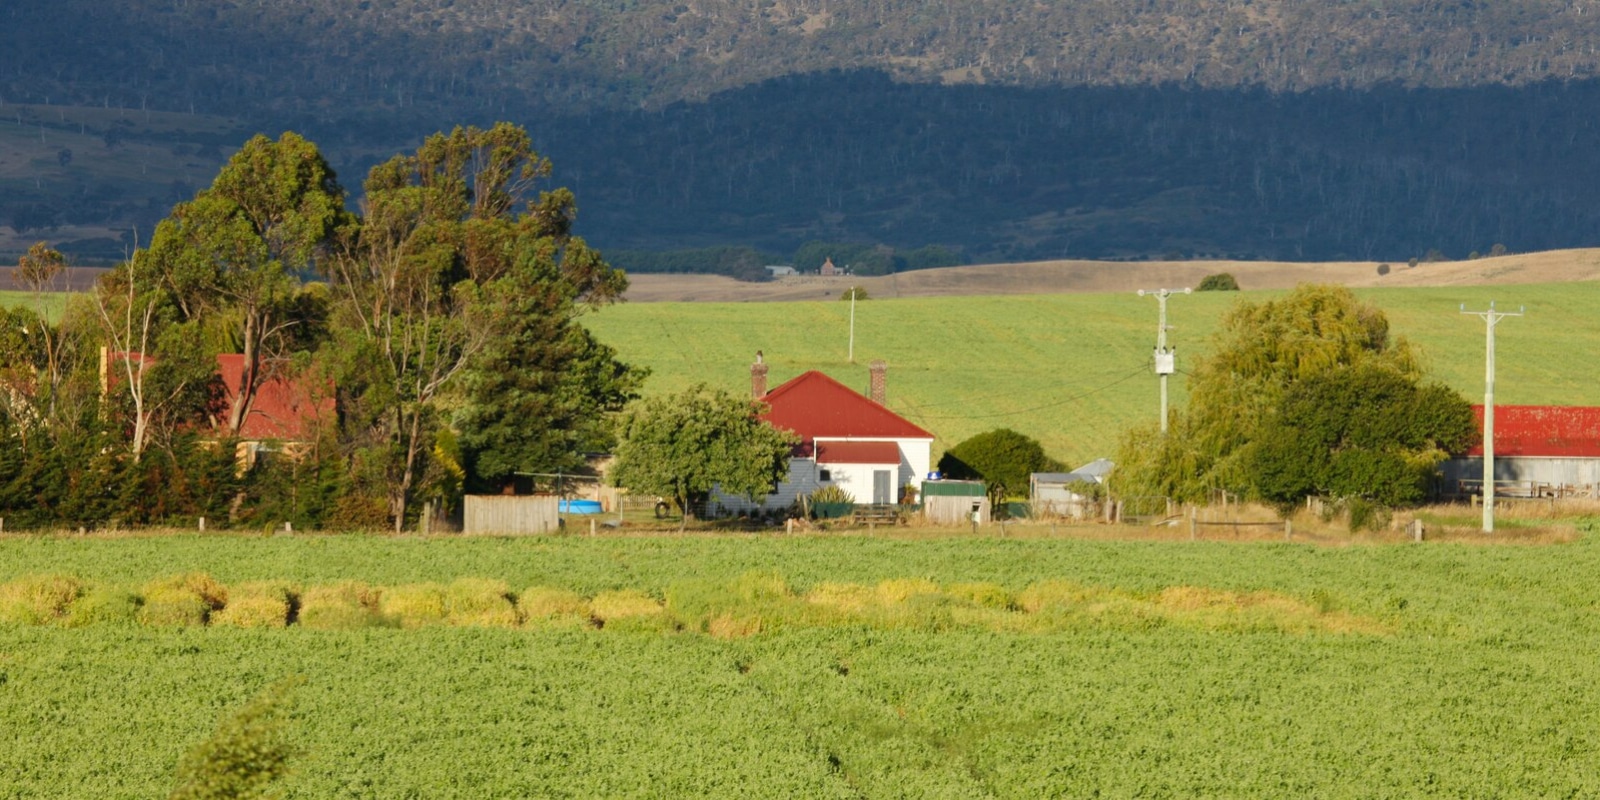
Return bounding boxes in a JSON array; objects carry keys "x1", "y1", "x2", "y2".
[
  {"x1": 7, "y1": 0, "x2": 1600, "y2": 119},
  {"x1": 5, "y1": 1, "x2": 1600, "y2": 265}
]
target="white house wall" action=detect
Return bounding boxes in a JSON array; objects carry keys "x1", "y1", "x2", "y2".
[{"x1": 711, "y1": 436, "x2": 934, "y2": 514}]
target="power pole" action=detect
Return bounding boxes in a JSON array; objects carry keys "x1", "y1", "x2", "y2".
[
  {"x1": 1460, "y1": 301, "x2": 1524, "y2": 533},
  {"x1": 848, "y1": 289, "x2": 856, "y2": 363},
  {"x1": 1138, "y1": 287, "x2": 1191, "y2": 434}
]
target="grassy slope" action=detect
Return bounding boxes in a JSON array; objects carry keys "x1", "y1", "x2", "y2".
[
  {"x1": 3, "y1": 533, "x2": 1600, "y2": 797},
  {"x1": 586, "y1": 281, "x2": 1600, "y2": 465}
]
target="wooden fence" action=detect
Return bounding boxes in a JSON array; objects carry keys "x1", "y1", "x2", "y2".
[{"x1": 463, "y1": 495, "x2": 560, "y2": 535}]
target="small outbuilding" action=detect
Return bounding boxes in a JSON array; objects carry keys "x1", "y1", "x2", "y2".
[
  {"x1": 1030, "y1": 458, "x2": 1114, "y2": 519},
  {"x1": 921, "y1": 480, "x2": 990, "y2": 526}
]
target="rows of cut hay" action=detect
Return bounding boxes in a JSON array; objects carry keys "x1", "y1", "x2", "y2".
[{"x1": 0, "y1": 572, "x2": 1387, "y2": 635}]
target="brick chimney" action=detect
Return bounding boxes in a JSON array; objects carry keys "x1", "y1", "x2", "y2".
[
  {"x1": 868, "y1": 360, "x2": 887, "y2": 404},
  {"x1": 751, "y1": 350, "x2": 768, "y2": 398}
]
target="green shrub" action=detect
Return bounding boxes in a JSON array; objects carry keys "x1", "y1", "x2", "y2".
[
  {"x1": 169, "y1": 678, "x2": 301, "y2": 800},
  {"x1": 937, "y1": 428, "x2": 1064, "y2": 498},
  {"x1": 1196, "y1": 272, "x2": 1240, "y2": 291},
  {"x1": 809, "y1": 485, "x2": 855, "y2": 505}
]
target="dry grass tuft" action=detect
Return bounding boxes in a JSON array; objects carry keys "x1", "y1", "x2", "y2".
[
  {"x1": 0, "y1": 575, "x2": 85, "y2": 625},
  {"x1": 139, "y1": 573, "x2": 228, "y2": 627},
  {"x1": 590, "y1": 589, "x2": 673, "y2": 631},
  {"x1": 380, "y1": 583, "x2": 448, "y2": 628},
  {"x1": 446, "y1": 578, "x2": 519, "y2": 628},
  {"x1": 706, "y1": 612, "x2": 763, "y2": 639},
  {"x1": 65, "y1": 584, "x2": 142, "y2": 627},
  {"x1": 518, "y1": 586, "x2": 591, "y2": 626},
  {"x1": 211, "y1": 581, "x2": 295, "y2": 628},
  {"x1": 804, "y1": 582, "x2": 877, "y2": 613},
  {"x1": 876, "y1": 578, "x2": 940, "y2": 604},
  {"x1": 1015, "y1": 580, "x2": 1095, "y2": 613},
  {"x1": 297, "y1": 581, "x2": 392, "y2": 630},
  {"x1": 945, "y1": 582, "x2": 1014, "y2": 610}
]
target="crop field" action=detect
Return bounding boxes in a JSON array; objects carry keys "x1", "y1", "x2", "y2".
[
  {"x1": 585, "y1": 280, "x2": 1600, "y2": 465},
  {"x1": 3, "y1": 531, "x2": 1600, "y2": 797}
]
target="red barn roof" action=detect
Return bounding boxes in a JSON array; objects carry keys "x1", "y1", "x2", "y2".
[
  {"x1": 216, "y1": 355, "x2": 335, "y2": 441},
  {"x1": 815, "y1": 441, "x2": 902, "y2": 465},
  {"x1": 761, "y1": 370, "x2": 932, "y2": 443},
  {"x1": 1466, "y1": 405, "x2": 1600, "y2": 458}
]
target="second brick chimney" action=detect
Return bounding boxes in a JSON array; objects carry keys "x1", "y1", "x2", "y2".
[
  {"x1": 751, "y1": 351, "x2": 768, "y2": 398},
  {"x1": 868, "y1": 359, "x2": 887, "y2": 404}
]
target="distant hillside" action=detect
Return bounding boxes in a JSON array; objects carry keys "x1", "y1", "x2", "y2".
[
  {"x1": 621, "y1": 249, "x2": 1600, "y2": 302},
  {"x1": 7, "y1": 3, "x2": 1600, "y2": 265},
  {"x1": 6, "y1": 1, "x2": 1600, "y2": 119}
]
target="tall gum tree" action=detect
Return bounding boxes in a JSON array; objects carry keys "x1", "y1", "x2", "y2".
[
  {"x1": 327, "y1": 123, "x2": 630, "y2": 530},
  {"x1": 138, "y1": 132, "x2": 348, "y2": 435}
]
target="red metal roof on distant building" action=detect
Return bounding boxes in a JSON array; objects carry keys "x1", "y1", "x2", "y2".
[
  {"x1": 815, "y1": 441, "x2": 902, "y2": 465},
  {"x1": 1465, "y1": 405, "x2": 1600, "y2": 458},
  {"x1": 216, "y1": 355, "x2": 335, "y2": 441},
  {"x1": 761, "y1": 370, "x2": 933, "y2": 442}
]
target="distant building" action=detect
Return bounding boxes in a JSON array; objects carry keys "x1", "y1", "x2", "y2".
[
  {"x1": 1440, "y1": 405, "x2": 1600, "y2": 496},
  {"x1": 1031, "y1": 459, "x2": 1114, "y2": 518},
  {"x1": 765, "y1": 265, "x2": 797, "y2": 277},
  {"x1": 819, "y1": 257, "x2": 838, "y2": 277},
  {"x1": 714, "y1": 355, "x2": 933, "y2": 513}
]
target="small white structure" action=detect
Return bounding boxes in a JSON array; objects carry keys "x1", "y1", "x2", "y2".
[
  {"x1": 714, "y1": 358, "x2": 934, "y2": 513},
  {"x1": 765, "y1": 265, "x2": 798, "y2": 277}
]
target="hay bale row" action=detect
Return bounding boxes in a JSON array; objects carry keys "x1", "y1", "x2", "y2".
[{"x1": 0, "y1": 574, "x2": 1390, "y2": 635}]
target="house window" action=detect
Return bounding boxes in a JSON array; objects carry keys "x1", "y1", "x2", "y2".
[{"x1": 819, "y1": 469, "x2": 832, "y2": 482}]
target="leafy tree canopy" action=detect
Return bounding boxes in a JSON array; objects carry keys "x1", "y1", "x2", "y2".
[
  {"x1": 609, "y1": 385, "x2": 797, "y2": 524},
  {"x1": 1113, "y1": 284, "x2": 1464, "y2": 505},
  {"x1": 937, "y1": 428, "x2": 1064, "y2": 498}
]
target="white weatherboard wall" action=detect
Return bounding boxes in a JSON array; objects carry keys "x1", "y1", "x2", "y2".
[{"x1": 711, "y1": 436, "x2": 932, "y2": 514}]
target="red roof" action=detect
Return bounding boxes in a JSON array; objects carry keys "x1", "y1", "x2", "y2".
[
  {"x1": 815, "y1": 441, "x2": 902, "y2": 465},
  {"x1": 216, "y1": 355, "x2": 335, "y2": 441},
  {"x1": 760, "y1": 370, "x2": 932, "y2": 442},
  {"x1": 1465, "y1": 405, "x2": 1600, "y2": 458}
]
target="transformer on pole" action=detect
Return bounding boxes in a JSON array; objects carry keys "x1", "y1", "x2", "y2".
[
  {"x1": 1138, "y1": 287, "x2": 1191, "y2": 434},
  {"x1": 1460, "y1": 301, "x2": 1524, "y2": 534}
]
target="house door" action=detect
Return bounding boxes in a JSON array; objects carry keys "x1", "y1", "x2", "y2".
[{"x1": 873, "y1": 470, "x2": 892, "y2": 505}]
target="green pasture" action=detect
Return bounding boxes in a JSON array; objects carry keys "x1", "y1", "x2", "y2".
[
  {"x1": 3, "y1": 532, "x2": 1600, "y2": 797},
  {"x1": 0, "y1": 290, "x2": 68, "y2": 321},
  {"x1": 586, "y1": 281, "x2": 1600, "y2": 465}
]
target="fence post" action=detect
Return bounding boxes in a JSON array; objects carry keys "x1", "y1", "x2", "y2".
[
  {"x1": 1284, "y1": 519, "x2": 1292, "y2": 539},
  {"x1": 1189, "y1": 508, "x2": 1196, "y2": 541},
  {"x1": 198, "y1": 516, "x2": 205, "y2": 532}
]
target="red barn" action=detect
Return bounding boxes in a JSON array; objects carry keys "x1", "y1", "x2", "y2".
[{"x1": 1443, "y1": 405, "x2": 1600, "y2": 496}]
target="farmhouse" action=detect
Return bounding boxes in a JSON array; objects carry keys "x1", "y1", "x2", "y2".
[
  {"x1": 1440, "y1": 405, "x2": 1600, "y2": 497},
  {"x1": 713, "y1": 355, "x2": 934, "y2": 513},
  {"x1": 100, "y1": 347, "x2": 334, "y2": 462}
]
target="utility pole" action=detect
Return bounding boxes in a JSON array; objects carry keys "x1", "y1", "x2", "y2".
[
  {"x1": 1461, "y1": 301, "x2": 1524, "y2": 533},
  {"x1": 848, "y1": 289, "x2": 856, "y2": 363},
  {"x1": 1138, "y1": 287, "x2": 1191, "y2": 434}
]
